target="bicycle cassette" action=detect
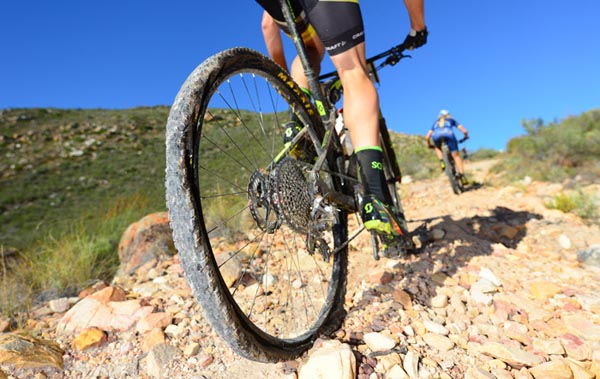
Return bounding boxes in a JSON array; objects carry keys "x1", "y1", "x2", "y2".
[{"x1": 271, "y1": 157, "x2": 312, "y2": 234}]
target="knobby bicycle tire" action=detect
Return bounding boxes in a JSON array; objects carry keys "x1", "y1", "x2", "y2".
[
  {"x1": 442, "y1": 144, "x2": 462, "y2": 195},
  {"x1": 165, "y1": 48, "x2": 349, "y2": 362}
]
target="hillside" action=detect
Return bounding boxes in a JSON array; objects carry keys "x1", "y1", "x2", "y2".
[
  {"x1": 1, "y1": 159, "x2": 599, "y2": 378},
  {"x1": 0, "y1": 107, "x2": 170, "y2": 250}
]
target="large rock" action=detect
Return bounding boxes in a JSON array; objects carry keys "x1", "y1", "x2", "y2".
[
  {"x1": 117, "y1": 212, "x2": 177, "y2": 276},
  {"x1": 0, "y1": 333, "x2": 64, "y2": 370}
]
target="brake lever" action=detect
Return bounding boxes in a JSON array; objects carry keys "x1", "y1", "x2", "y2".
[{"x1": 382, "y1": 52, "x2": 411, "y2": 67}]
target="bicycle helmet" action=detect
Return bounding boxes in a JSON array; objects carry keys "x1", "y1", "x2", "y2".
[{"x1": 438, "y1": 109, "x2": 449, "y2": 118}]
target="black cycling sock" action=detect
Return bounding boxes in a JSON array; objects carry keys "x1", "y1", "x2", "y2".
[{"x1": 356, "y1": 147, "x2": 392, "y2": 204}]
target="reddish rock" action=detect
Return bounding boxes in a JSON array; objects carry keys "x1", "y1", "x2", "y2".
[
  {"x1": 57, "y1": 286, "x2": 154, "y2": 335},
  {"x1": 136, "y1": 312, "x2": 173, "y2": 334},
  {"x1": 117, "y1": 212, "x2": 177, "y2": 275}
]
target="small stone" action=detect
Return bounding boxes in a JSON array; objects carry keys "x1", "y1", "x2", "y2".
[
  {"x1": 48, "y1": 298, "x2": 70, "y2": 313},
  {"x1": 364, "y1": 332, "x2": 396, "y2": 352},
  {"x1": 145, "y1": 343, "x2": 180, "y2": 379},
  {"x1": 566, "y1": 359, "x2": 595, "y2": 379},
  {"x1": 71, "y1": 328, "x2": 107, "y2": 351},
  {"x1": 378, "y1": 352, "x2": 402, "y2": 371},
  {"x1": 164, "y1": 323, "x2": 187, "y2": 339},
  {"x1": 403, "y1": 350, "x2": 419, "y2": 379},
  {"x1": 529, "y1": 281, "x2": 561, "y2": 300},
  {"x1": 183, "y1": 342, "x2": 200, "y2": 358},
  {"x1": 430, "y1": 294, "x2": 448, "y2": 308},
  {"x1": 393, "y1": 289, "x2": 413, "y2": 310},
  {"x1": 422, "y1": 333, "x2": 455, "y2": 352},
  {"x1": 431, "y1": 229, "x2": 445, "y2": 241},
  {"x1": 197, "y1": 354, "x2": 214, "y2": 368},
  {"x1": 472, "y1": 278, "x2": 499, "y2": 294},
  {"x1": 479, "y1": 268, "x2": 502, "y2": 286},
  {"x1": 423, "y1": 320, "x2": 449, "y2": 336},
  {"x1": 385, "y1": 364, "x2": 409, "y2": 379},
  {"x1": 559, "y1": 333, "x2": 592, "y2": 361},
  {"x1": 558, "y1": 234, "x2": 572, "y2": 249},
  {"x1": 532, "y1": 338, "x2": 565, "y2": 355},
  {"x1": 529, "y1": 359, "x2": 572, "y2": 379},
  {"x1": 141, "y1": 328, "x2": 166, "y2": 352},
  {"x1": 479, "y1": 342, "x2": 544, "y2": 368},
  {"x1": 136, "y1": 312, "x2": 173, "y2": 334},
  {"x1": 470, "y1": 288, "x2": 493, "y2": 305},
  {"x1": 299, "y1": 340, "x2": 355, "y2": 379},
  {"x1": 563, "y1": 315, "x2": 600, "y2": 341},
  {"x1": 369, "y1": 270, "x2": 394, "y2": 285}
]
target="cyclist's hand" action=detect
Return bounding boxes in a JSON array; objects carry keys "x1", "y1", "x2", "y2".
[
  {"x1": 403, "y1": 27, "x2": 428, "y2": 50},
  {"x1": 463, "y1": 133, "x2": 470, "y2": 141}
]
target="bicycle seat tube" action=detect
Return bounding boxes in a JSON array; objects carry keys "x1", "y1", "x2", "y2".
[{"x1": 278, "y1": 0, "x2": 344, "y2": 176}]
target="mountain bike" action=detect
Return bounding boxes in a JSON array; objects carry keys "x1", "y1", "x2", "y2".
[
  {"x1": 165, "y1": 2, "x2": 420, "y2": 363},
  {"x1": 439, "y1": 136, "x2": 468, "y2": 194}
]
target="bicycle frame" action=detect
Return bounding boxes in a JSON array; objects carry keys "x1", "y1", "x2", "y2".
[{"x1": 275, "y1": 0, "x2": 411, "y2": 212}]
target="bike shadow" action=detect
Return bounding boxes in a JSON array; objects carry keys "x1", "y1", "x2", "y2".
[
  {"x1": 405, "y1": 206, "x2": 543, "y2": 304},
  {"x1": 347, "y1": 206, "x2": 543, "y2": 335}
]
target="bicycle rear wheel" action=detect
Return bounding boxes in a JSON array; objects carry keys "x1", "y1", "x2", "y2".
[
  {"x1": 165, "y1": 48, "x2": 348, "y2": 362},
  {"x1": 442, "y1": 144, "x2": 462, "y2": 195}
]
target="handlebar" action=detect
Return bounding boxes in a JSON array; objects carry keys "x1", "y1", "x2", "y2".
[{"x1": 318, "y1": 42, "x2": 411, "y2": 81}]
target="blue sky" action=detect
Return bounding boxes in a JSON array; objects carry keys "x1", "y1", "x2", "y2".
[{"x1": 1, "y1": 1, "x2": 599, "y2": 151}]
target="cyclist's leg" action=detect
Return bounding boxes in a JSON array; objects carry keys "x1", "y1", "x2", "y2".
[
  {"x1": 257, "y1": 0, "x2": 325, "y2": 89},
  {"x1": 305, "y1": 1, "x2": 406, "y2": 238},
  {"x1": 431, "y1": 135, "x2": 445, "y2": 170},
  {"x1": 448, "y1": 137, "x2": 469, "y2": 185},
  {"x1": 447, "y1": 137, "x2": 464, "y2": 174}
]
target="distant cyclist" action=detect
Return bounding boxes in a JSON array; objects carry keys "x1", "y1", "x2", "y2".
[
  {"x1": 255, "y1": 0, "x2": 427, "y2": 245},
  {"x1": 425, "y1": 109, "x2": 469, "y2": 185}
]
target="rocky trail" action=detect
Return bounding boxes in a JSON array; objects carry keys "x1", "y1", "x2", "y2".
[{"x1": 1, "y1": 160, "x2": 599, "y2": 379}]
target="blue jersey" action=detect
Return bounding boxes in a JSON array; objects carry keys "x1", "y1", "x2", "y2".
[{"x1": 431, "y1": 116, "x2": 460, "y2": 151}]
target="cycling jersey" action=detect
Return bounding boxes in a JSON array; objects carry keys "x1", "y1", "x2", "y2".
[
  {"x1": 256, "y1": 0, "x2": 365, "y2": 56},
  {"x1": 430, "y1": 116, "x2": 460, "y2": 152}
]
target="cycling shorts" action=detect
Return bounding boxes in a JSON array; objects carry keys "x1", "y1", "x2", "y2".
[
  {"x1": 432, "y1": 131, "x2": 459, "y2": 152},
  {"x1": 256, "y1": 0, "x2": 365, "y2": 56}
]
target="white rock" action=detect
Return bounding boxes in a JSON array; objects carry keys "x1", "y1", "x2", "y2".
[
  {"x1": 48, "y1": 298, "x2": 70, "y2": 313},
  {"x1": 430, "y1": 294, "x2": 448, "y2": 308},
  {"x1": 299, "y1": 340, "x2": 355, "y2": 379},
  {"x1": 385, "y1": 364, "x2": 410, "y2": 379},
  {"x1": 559, "y1": 234, "x2": 572, "y2": 249},
  {"x1": 479, "y1": 268, "x2": 502, "y2": 286},
  {"x1": 423, "y1": 320, "x2": 449, "y2": 336},
  {"x1": 364, "y1": 332, "x2": 396, "y2": 352},
  {"x1": 403, "y1": 350, "x2": 419, "y2": 379}
]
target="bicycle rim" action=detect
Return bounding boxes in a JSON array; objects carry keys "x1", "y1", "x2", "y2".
[{"x1": 165, "y1": 48, "x2": 348, "y2": 362}]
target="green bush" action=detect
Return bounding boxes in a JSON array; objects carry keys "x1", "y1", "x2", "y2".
[
  {"x1": 544, "y1": 189, "x2": 598, "y2": 221},
  {"x1": 468, "y1": 148, "x2": 501, "y2": 161},
  {"x1": 495, "y1": 109, "x2": 600, "y2": 183}
]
